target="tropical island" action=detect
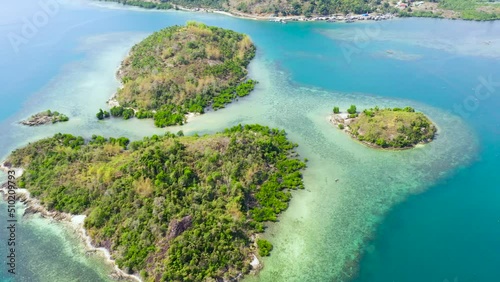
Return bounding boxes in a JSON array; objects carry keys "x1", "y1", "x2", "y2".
[
  {"x1": 330, "y1": 105, "x2": 436, "y2": 149},
  {"x1": 99, "y1": 22, "x2": 257, "y2": 127},
  {"x1": 4, "y1": 124, "x2": 305, "y2": 281},
  {"x1": 100, "y1": 0, "x2": 500, "y2": 21},
  {"x1": 20, "y1": 110, "x2": 69, "y2": 126}
]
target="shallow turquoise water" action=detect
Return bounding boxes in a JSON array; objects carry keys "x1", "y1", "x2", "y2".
[{"x1": 0, "y1": 1, "x2": 499, "y2": 281}]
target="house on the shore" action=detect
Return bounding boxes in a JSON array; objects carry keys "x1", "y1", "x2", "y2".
[{"x1": 396, "y1": 1, "x2": 408, "y2": 9}]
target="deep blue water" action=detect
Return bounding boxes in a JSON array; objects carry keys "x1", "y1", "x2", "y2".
[{"x1": 1, "y1": 1, "x2": 499, "y2": 281}]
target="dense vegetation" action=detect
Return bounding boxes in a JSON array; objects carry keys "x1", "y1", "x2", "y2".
[
  {"x1": 100, "y1": 0, "x2": 173, "y2": 9},
  {"x1": 7, "y1": 124, "x2": 305, "y2": 281},
  {"x1": 437, "y1": 0, "x2": 500, "y2": 20},
  {"x1": 113, "y1": 22, "x2": 256, "y2": 127},
  {"x1": 100, "y1": 0, "x2": 500, "y2": 20},
  {"x1": 102, "y1": 0, "x2": 384, "y2": 16},
  {"x1": 334, "y1": 106, "x2": 436, "y2": 149},
  {"x1": 21, "y1": 110, "x2": 69, "y2": 126}
]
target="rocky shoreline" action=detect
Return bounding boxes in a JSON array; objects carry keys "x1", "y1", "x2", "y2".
[{"x1": 0, "y1": 163, "x2": 142, "y2": 282}]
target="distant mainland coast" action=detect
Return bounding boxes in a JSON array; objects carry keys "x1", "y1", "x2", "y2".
[{"x1": 97, "y1": 0, "x2": 500, "y2": 22}]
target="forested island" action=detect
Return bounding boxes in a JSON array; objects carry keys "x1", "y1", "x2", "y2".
[
  {"x1": 100, "y1": 0, "x2": 500, "y2": 21},
  {"x1": 101, "y1": 22, "x2": 257, "y2": 127},
  {"x1": 20, "y1": 110, "x2": 69, "y2": 126},
  {"x1": 330, "y1": 105, "x2": 436, "y2": 149},
  {"x1": 5, "y1": 124, "x2": 305, "y2": 281}
]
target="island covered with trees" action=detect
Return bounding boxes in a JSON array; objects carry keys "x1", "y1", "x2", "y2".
[
  {"x1": 101, "y1": 22, "x2": 257, "y2": 127},
  {"x1": 5, "y1": 124, "x2": 306, "y2": 281},
  {"x1": 20, "y1": 110, "x2": 69, "y2": 126},
  {"x1": 330, "y1": 105, "x2": 436, "y2": 149}
]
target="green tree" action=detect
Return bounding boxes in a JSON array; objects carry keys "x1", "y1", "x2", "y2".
[
  {"x1": 96, "y1": 109, "x2": 104, "y2": 120},
  {"x1": 257, "y1": 239, "x2": 273, "y2": 256},
  {"x1": 122, "y1": 108, "x2": 135, "y2": 120},
  {"x1": 110, "y1": 106, "x2": 124, "y2": 117},
  {"x1": 347, "y1": 105, "x2": 357, "y2": 115}
]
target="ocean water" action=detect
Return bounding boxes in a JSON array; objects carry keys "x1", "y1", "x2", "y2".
[{"x1": 0, "y1": 1, "x2": 499, "y2": 281}]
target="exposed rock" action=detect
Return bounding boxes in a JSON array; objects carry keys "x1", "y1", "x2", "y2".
[
  {"x1": 250, "y1": 254, "x2": 260, "y2": 270},
  {"x1": 167, "y1": 215, "x2": 193, "y2": 240}
]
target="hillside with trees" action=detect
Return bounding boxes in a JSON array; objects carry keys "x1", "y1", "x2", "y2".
[
  {"x1": 112, "y1": 22, "x2": 257, "y2": 127},
  {"x1": 6, "y1": 124, "x2": 305, "y2": 281},
  {"x1": 100, "y1": 0, "x2": 500, "y2": 21}
]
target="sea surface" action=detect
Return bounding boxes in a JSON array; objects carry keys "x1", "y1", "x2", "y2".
[{"x1": 1, "y1": 1, "x2": 499, "y2": 281}]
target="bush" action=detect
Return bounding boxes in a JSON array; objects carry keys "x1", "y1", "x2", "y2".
[
  {"x1": 110, "y1": 106, "x2": 124, "y2": 117},
  {"x1": 363, "y1": 109, "x2": 374, "y2": 117},
  {"x1": 333, "y1": 106, "x2": 340, "y2": 114},
  {"x1": 375, "y1": 138, "x2": 387, "y2": 147},
  {"x1": 96, "y1": 109, "x2": 104, "y2": 120},
  {"x1": 338, "y1": 124, "x2": 345, "y2": 130},
  {"x1": 235, "y1": 80, "x2": 257, "y2": 97},
  {"x1": 136, "y1": 110, "x2": 154, "y2": 119},
  {"x1": 403, "y1": 106, "x2": 415, "y2": 112},
  {"x1": 257, "y1": 239, "x2": 273, "y2": 256},
  {"x1": 122, "y1": 108, "x2": 135, "y2": 120},
  {"x1": 347, "y1": 105, "x2": 357, "y2": 114},
  {"x1": 154, "y1": 108, "x2": 184, "y2": 127}
]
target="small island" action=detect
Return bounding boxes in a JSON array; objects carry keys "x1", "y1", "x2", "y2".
[
  {"x1": 5, "y1": 124, "x2": 305, "y2": 281},
  {"x1": 330, "y1": 105, "x2": 436, "y2": 149},
  {"x1": 101, "y1": 22, "x2": 257, "y2": 127},
  {"x1": 20, "y1": 110, "x2": 69, "y2": 126}
]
